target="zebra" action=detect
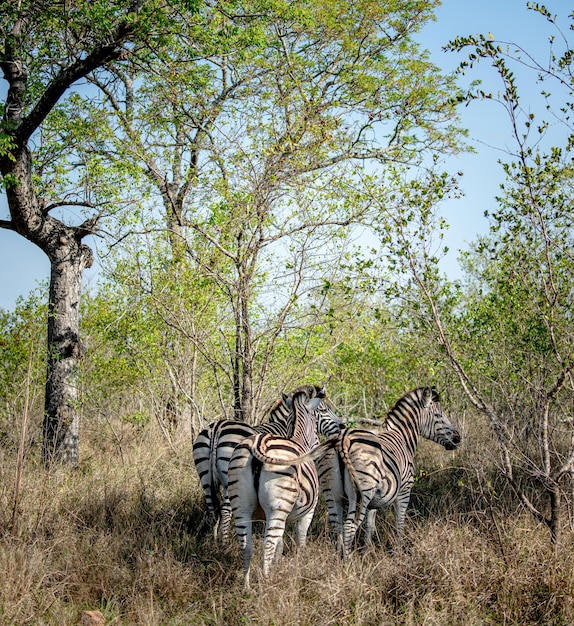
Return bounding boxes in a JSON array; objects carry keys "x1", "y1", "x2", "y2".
[
  {"x1": 192, "y1": 384, "x2": 343, "y2": 542},
  {"x1": 227, "y1": 385, "x2": 325, "y2": 590},
  {"x1": 315, "y1": 386, "x2": 461, "y2": 558}
]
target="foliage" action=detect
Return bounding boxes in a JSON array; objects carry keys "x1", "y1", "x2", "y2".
[
  {"x1": 0, "y1": 288, "x2": 47, "y2": 448},
  {"x1": 415, "y1": 1, "x2": 574, "y2": 542},
  {"x1": 37, "y1": 0, "x2": 463, "y2": 424}
]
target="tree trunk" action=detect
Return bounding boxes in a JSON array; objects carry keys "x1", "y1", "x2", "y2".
[
  {"x1": 2, "y1": 145, "x2": 93, "y2": 466},
  {"x1": 1, "y1": 0, "x2": 156, "y2": 465},
  {"x1": 231, "y1": 269, "x2": 255, "y2": 424},
  {"x1": 42, "y1": 240, "x2": 92, "y2": 465},
  {"x1": 548, "y1": 484, "x2": 561, "y2": 545},
  {"x1": 240, "y1": 287, "x2": 254, "y2": 423}
]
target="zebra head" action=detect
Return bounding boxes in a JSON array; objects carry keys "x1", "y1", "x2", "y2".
[
  {"x1": 288, "y1": 385, "x2": 344, "y2": 436},
  {"x1": 271, "y1": 384, "x2": 323, "y2": 416},
  {"x1": 291, "y1": 385, "x2": 326, "y2": 449},
  {"x1": 270, "y1": 384, "x2": 342, "y2": 433},
  {"x1": 289, "y1": 384, "x2": 326, "y2": 415},
  {"x1": 418, "y1": 386, "x2": 461, "y2": 450},
  {"x1": 316, "y1": 398, "x2": 345, "y2": 436}
]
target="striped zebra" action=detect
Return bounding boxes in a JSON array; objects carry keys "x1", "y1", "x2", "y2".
[
  {"x1": 316, "y1": 386, "x2": 461, "y2": 558},
  {"x1": 227, "y1": 386, "x2": 325, "y2": 590},
  {"x1": 192, "y1": 384, "x2": 343, "y2": 542}
]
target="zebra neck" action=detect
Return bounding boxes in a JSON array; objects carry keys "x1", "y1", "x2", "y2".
[
  {"x1": 292, "y1": 399, "x2": 317, "y2": 451},
  {"x1": 385, "y1": 409, "x2": 420, "y2": 456},
  {"x1": 267, "y1": 402, "x2": 294, "y2": 437}
]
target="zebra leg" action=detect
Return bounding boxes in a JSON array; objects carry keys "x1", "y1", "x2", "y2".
[
  {"x1": 236, "y1": 518, "x2": 254, "y2": 591},
  {"x1": 192, "y1": 424, "x2": 220, "y2": 537},
  {"x1": 218, "y1": 494, "x2": 233, "y2": 543},
  {"x1": 325, "y1": 488, "x2": 344, "y2": 550},
  {"x1": 343, "y1": 492, "x2": 371, "y2": 559},
  {"x1": 273, "y1": 536, "x2": 284, "y2": 564},
  {"x1": 340, "y1": 465, "x2": 363, "y2": 559},
  {"x1": 216, "y1": 454, "x2": 232, "y2": 542},
  {"x1": 342, "y1": 491, "x2": 360, "y2": 560},
  {"x1": 342, "y1": 517, "x2": 358, "y2": 560},
  {"x1": 393, "y1": 488, "x2": 412, "y2": 550},
  {"x1": 231, "y1": 482, "x2": 256, "y2": 590},
  {"x1": 212, "y1": 513, "x2": 220, "y2": 541},
  {"x1": 317, "y1": 447, "x2": 344, "y2": 549},
  {"x1": 364, "y1": 509, "x2": 377, "y2": 546},
  {"x1": 294, "y1": 509, "x2": 315, "y2": 549},
  {"x1": 262, "y1": 512, "x2": 289, "y2": 577}
]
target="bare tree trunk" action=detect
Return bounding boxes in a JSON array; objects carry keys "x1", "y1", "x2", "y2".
[
  {"x1": 230, "y1": 264, "x2": 255, "y2": 424},
  {"x1": 232, "y1": 302, "x2": 243, "y2": 421},
  {"x1": 42, "y1": 241, "x2": 92, "y2": 465},
  {"x1": 548, "y1": 484, "x2": 561, "y2": 545},
  {"x1": 2, "y1": 144, "x2": 93, "y2": 466},
  {"x1": 240, "y1": 281, "x2": 254, "y2": 423}
]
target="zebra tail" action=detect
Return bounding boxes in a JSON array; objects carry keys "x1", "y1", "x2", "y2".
[
  {"x1": 208, "y1": 425, "x2": 222, "y2": 515},
  {"x1": 249, "y1": 433, "x2": 340, "y2": 466},
  {"x1": 336, "y1": 430, "x2": 364, "y2": 526}
]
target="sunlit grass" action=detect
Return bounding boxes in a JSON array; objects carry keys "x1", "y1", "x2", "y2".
[{"x1": 1, "y1": 420, "x2": 573, "y2": 625}]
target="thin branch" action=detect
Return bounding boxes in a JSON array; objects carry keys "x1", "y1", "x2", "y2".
[
  {"x1": 0, "y1": 219, "x2": 16, "y2": 230},
  {"x1": 43, "y1": 200, "x2": 98, "y2": 213}
]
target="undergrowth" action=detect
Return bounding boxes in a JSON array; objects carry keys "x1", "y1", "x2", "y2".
[{"x1": 1, "y1": 421, "x2": 573, "y2": 625}]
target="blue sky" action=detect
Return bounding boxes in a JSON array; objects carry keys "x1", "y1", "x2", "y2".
[
  {"x1": 0, "y1": 0, "x2": 565, "y2": 310},
  {"x1": 419, "y1": 0, "x2": 563, "y2": 278}
]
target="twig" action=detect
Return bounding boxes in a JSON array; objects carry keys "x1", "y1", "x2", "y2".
[{"x1": 10, "y1": 347, "x2": 34, "y2": 535}]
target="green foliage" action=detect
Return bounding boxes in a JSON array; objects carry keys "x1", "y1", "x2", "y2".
[
  {"x1": 446, "y1": 3, "x2": 574, "y2": 397},
  {"x1": 424, "y1": 2, "x2": 574, "y2": 540},
  {"x1": 58, "y1": 0, "x2": 463, "y2": 422},
  {"x1": 79, "y1": 238, "x2": 236, "y2": 428},
  {"x1": 2, "y1": 0, "x2": 466, "y2": 432},
  {"x1": 0, "y1": 288, "x2": 47, "y2": 447}
]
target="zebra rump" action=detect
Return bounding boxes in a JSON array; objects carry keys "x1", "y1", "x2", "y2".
[
  {"x1": 192, "y1": 384, "x2": 343, "y2": 541},
  {"x1": 227, "y1": 386, "x2": 325, "y2": 590}
]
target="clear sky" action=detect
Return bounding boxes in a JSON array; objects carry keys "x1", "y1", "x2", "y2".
[
  {"x1": 0, "y1": 0, "x2": 565, "y2": 310},
  {"x1": 419, "y1": 0, "x2": 562, "y2": 279}
]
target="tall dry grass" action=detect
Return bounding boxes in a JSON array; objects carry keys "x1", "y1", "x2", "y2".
[{"x1": 1, "y1": 418, "x2": 573, "y2": 625}]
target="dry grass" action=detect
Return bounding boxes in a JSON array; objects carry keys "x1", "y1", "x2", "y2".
[{"x1": 1, "y1": 421, "x2": 574, "y2": 625}]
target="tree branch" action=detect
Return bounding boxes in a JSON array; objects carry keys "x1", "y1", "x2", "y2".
[
  {"x1": 0, "y1": 219, "x2": 16, "y2": 231},
  {"x1": 14, "y1": 1, "x2": 145, "y2": 145}
]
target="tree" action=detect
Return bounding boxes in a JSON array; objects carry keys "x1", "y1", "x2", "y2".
[
  {"x1": 0, "y1": 0, "x2": 198, "y2": 464},
  {"x1": 58, "y1": 0, "x2": 464, "y2": 423},
  {"x1": 386, "y1": 2, "x2": 574, "y2": 542}
]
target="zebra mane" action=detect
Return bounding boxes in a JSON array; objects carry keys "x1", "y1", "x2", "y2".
[
  {"x1": 383, "y1": 386, "x2": 439, "y2": 429},
  {"x1": 429, "y1": 386, "x2": 440, "y2": 403},
  {"x1": 290, "y1": 383, "x2": 327, "y2": 398},
  {"x1": 395, "y1": 386, "x2": 439, "y2": 408},
  {"x1": 260, "y1": 383, "x2": 327, "y2": 425}
]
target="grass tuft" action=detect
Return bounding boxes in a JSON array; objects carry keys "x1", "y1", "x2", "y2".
[{"x1": 1, "y1": 421, "x2": 573, "y2": 625}]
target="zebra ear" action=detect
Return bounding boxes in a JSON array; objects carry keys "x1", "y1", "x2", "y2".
[
  {"x1": 306, "y1": 396, "x2": 323, "y2": 412},
  {"x1": 431, "y1": 386, "x2": 440, "y2": 403},
  {"x1": 282, "y1": 392, "x2": 293, "y2": 408},
  {"x1": 421, "y1": 386, "x2": 433, "y2": 407}
]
